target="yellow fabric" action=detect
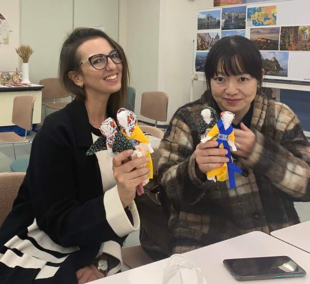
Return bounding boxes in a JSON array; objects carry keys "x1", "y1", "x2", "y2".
[
  {"x1": 206, "y1": 143, "x2": 228, "y2": 182},
  {"x1": 206, "y1": 124, "x2": 219, "y2": 140},
  {"x1": 121, "y1": 126, "x2": 153, "y2": 179},
  {"x1": 229, "y1": 131, "x2": 235, "y2": 142},
  {"x1": 205, "y1": 124, "x2": 236, "y2": 182}
]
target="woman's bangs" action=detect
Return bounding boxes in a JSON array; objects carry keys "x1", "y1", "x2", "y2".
[{"x1": 218, "y1": 55, "x2": 247, "y2": 77}]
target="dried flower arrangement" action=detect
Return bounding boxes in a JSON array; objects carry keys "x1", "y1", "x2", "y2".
[{"x1": 15, "y1": 45, "x2": 34, "y2": 63}]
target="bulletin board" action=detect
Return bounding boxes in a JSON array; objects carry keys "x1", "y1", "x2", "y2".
[
  {"x1": 0, "y1": 0, "x2": 20, "y2": 72},
  {"x1": 194, "y1": 0, "x2": 310, "y2": 83}
]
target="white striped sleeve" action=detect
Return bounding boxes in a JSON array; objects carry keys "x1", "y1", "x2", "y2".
[{"x1": 104, "y1": 185, "x2": 140, "y2": 237}]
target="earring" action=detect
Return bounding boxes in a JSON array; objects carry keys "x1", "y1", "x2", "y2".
[{"x1": 79, "y1": 84, "x2": 84, "y2": 89}]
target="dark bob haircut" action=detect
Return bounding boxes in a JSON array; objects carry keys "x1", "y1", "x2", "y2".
[
  {"x1": 59, "y1": 27, "x2": 129, "y2": 120},
  {"x1": 204, "y1": 36, "x2": 263, "y2": 90}
]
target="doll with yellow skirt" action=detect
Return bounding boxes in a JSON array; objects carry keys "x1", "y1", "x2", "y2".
[
  {"x1": 117, "y1": 108, "x2": 154, "y2": 189},
  {"x1": 201, "y1": 110, "x2": 243, "y2": 189},
  {"x1": 86, "y1": 109, "x2": 153, "y2": 195}
]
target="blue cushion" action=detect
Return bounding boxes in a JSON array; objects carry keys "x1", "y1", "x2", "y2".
[{"x1": 10, "y1": 158, "x2": 30, "y2": 172}]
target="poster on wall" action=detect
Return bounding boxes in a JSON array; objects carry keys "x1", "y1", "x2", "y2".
[
  {"x1": 197, "y1": 32, "x2": 221, "y2": 50},
  {"x1": 197, "y1": 10, "x2": 221, "y2": 30},
  {"x1": 0, "y1": 0, "x2": 20, "y2": 72},
  {"x1": 222, "y1": 29, "x2": 245, "y2": 37},
  {"x1": 214, "y1": 0, "x2": 292, "y2": 7},
  {"x1": 195, "y1": 52, "x2": 208, "y2": 73},
  {"x1": 247, "y1": 5, "x2": 277, "y2": 27},
  {"x1": 261, "y1": 51, "x2": 289, "y2": 77},
  {"x1": 250, "y1": 27, "x2": 280, "y2": 50},
  {"x1": 221, "y1": 6, "x2": 246, "y2": 30},
  {"x1": 280, "y1": 26, "x2": 310, "y2": 51}
]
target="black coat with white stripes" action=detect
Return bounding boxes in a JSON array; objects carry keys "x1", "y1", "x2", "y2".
[{"x1": 0, "y1": 99, "x2": 128, "y2": 283}]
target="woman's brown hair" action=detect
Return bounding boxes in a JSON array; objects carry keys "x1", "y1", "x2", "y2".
[{"x1": 59, "y1": 27, "x2": 129, "y2": 120}]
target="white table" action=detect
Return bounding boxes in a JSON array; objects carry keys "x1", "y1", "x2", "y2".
[
  {"x1": 93, "y1": 231, "x2": 310, "y2": 284},
  {"x1": 0, "y1": 84, "x2": 43, "y2": 126},
  {"x1": 271, "y1": 222, "x2": 310, "y2": 254}
]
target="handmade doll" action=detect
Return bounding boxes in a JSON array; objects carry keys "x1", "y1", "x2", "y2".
[
  {"x1": 117, "y1": 108, "x2": 154, "y2": 184},
  {"x1": 86, "y1": 117, "x2": 135, "y2": 156},
  {"x1": 199, "y1": 107, "x2": 218, "y2": 141},
  {"x1": 201, "y1": 111, "x2": 243, "y2": 189}
]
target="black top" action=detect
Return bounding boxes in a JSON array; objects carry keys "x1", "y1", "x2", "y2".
[
  {"x1": 212, "y1": 98, "x2": 254, "y2": 129},
  {"x1": 0, "y1": 99, "x2": 128, "y2": 282}
]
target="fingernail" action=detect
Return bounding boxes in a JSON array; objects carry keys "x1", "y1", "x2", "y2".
[{"x1": 146, "y1": 157, "x2": 150, "y2": 161}]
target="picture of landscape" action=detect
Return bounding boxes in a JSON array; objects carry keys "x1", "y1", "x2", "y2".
[
  {"x1": 261, "y1": 51, "x2": 289, "y2": 77},
  {"x1": 222, "y1": 29, "x2": 245, "y2": 37},
  {"x1": 197, "y1": 10, "x2": 221, "y2": 30},
  {"x1": 214, "y1": 0, "x2": 291, "y2": 6},
  {"x1": 197, "y1": 32, "x2": 221, "y2": 50},
  {"x1": 250, "y1": 27, "x2": 280, "y2": 50},
  {"x1": 280, "y1": 26, "x2": 310, "y2": 51},
  {"x1": 222, "y1": 6, "x2": 246, "y2": 30},
  {"x1": 195, "y1": 52, "x2": 208, "y2": 72}
]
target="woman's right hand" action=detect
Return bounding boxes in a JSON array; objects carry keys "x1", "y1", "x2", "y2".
[
  {"x1": 76, "y1": 265, "x2": 105, "y2": 283},
  {"x1": 194, "y1": 141, "x2": 229, "y2": 174},
  {"x1": 113, "y1": 149, "x2": 150, "y2": 207}
]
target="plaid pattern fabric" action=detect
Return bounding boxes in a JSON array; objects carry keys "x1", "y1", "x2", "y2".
[{"x1": 158, "y1": 91, "x2": 310, "y2": 254}]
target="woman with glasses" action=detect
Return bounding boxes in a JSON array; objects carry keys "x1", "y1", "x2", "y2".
[
  {"x1": 158, "y1": 35, "x2": 310, "y2": 254},
  {"x1": 0, "y1": 28, "x2": 149, "y2": 284}
]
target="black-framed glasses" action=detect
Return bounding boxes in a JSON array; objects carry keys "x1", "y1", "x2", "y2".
[{"x1": 80, "y1": 49, "x2": 122, "y2": 70}]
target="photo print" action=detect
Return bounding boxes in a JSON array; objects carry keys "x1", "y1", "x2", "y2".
[
  {"x1": 247, "y1": 5, "x2": 277, "y2": 27},
  {"x1": 261, "y1": 51, "x2": 289, "y2": 77},
  {"x1": 195, "y1": 52, "x2": 208, "y2": 72},
  {"x1": 197, "y1": 10, "x2": 221, "y2": 30},
  {"x1": 221, "y1": 29, "x2": 245, "y2": 37},
  {"x1": 250, "y1": 27, "x2": 280, "y2": 50},
  {"x1": 197, "y1": 32, "x2": 221, "y2": 50},
  {"x1": 280, "y1": 26, "x2": 310, "y2": 51},
  {"x1": 222, "y1": 6, "x2": 246, "y2": 30}
]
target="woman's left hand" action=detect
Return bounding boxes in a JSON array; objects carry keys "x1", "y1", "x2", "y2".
[
  {"x1": 76, "y1": 265, "x2": 105, "y2": 284},
  {"x1": 234, "y1": 123, "x2": 256, "y2": 159}
]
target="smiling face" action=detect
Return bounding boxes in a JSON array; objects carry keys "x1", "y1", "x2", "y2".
[
  {"x1": 204, "y1": 36, "x2": 264, "y2": 123},
  {"x1": 210, "y1": 64, "x2": 259, "y2": 123},
  {"x1": 75, "y1": 37, "x2": 123, "y2": 99}
]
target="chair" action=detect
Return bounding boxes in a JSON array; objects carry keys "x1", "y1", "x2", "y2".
[
  {"x1": 0, "y1": 172, "x2": 25, "y2": 227},
  {"x1": 0, "y1": 96, "x2": 36, "y2": 160},
  {"x1": 124, "y1": 86, "x2": 136, "y2": 112},
  {"x1": 122, "y1": 245, "x2": 153, "y2": 269},
  {"x1": 39, "y1": 78, "x2": 71, "y2": 118},
  {"x1": 139, "y1": 125, "x2": 163, "y2": 172},
  {"x1": 139, "y1": 125, "x2": 164, "y2": 139},
  {"x1": 140, "y1": 91, "x2": 168, "y2": 127},
  {"x1": 10, "y1": 158, "x2": 30, "y2": 173}
]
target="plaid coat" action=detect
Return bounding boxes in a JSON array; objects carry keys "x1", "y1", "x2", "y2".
[{"x1": 158, "y1": 91, "x2": 310, "y2": 254}]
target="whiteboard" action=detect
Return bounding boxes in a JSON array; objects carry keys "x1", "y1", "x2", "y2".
[{"x1": 194, "y1": 0, "x2": 310, "y2": 83}]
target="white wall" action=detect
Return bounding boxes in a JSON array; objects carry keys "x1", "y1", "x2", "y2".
[
  {"x1": 21, "y1": 0, "x2": 73, "y2": 84},
  {"x1": 21, "y1": 0, "x2": 119, "y2": 84},
  {"x1": 0, "y1": 0, "x2": 20, "y2": 71},
  {"x1": 158, "y1": 0, "x2": 213, "y2": 121},
  {"x1": 74, "y1": 0, "x2": 119, "y2": 41},
  {"x1": 121, "y1": 0, "x2": 212, "y2": 124},
  {"x1": 119, "y1": 0, "x2": 160, "y2": 122}
]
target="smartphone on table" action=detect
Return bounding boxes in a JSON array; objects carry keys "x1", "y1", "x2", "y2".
[{"x1": 223, "y1": 256, "x2": 306, "y2": 281}]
